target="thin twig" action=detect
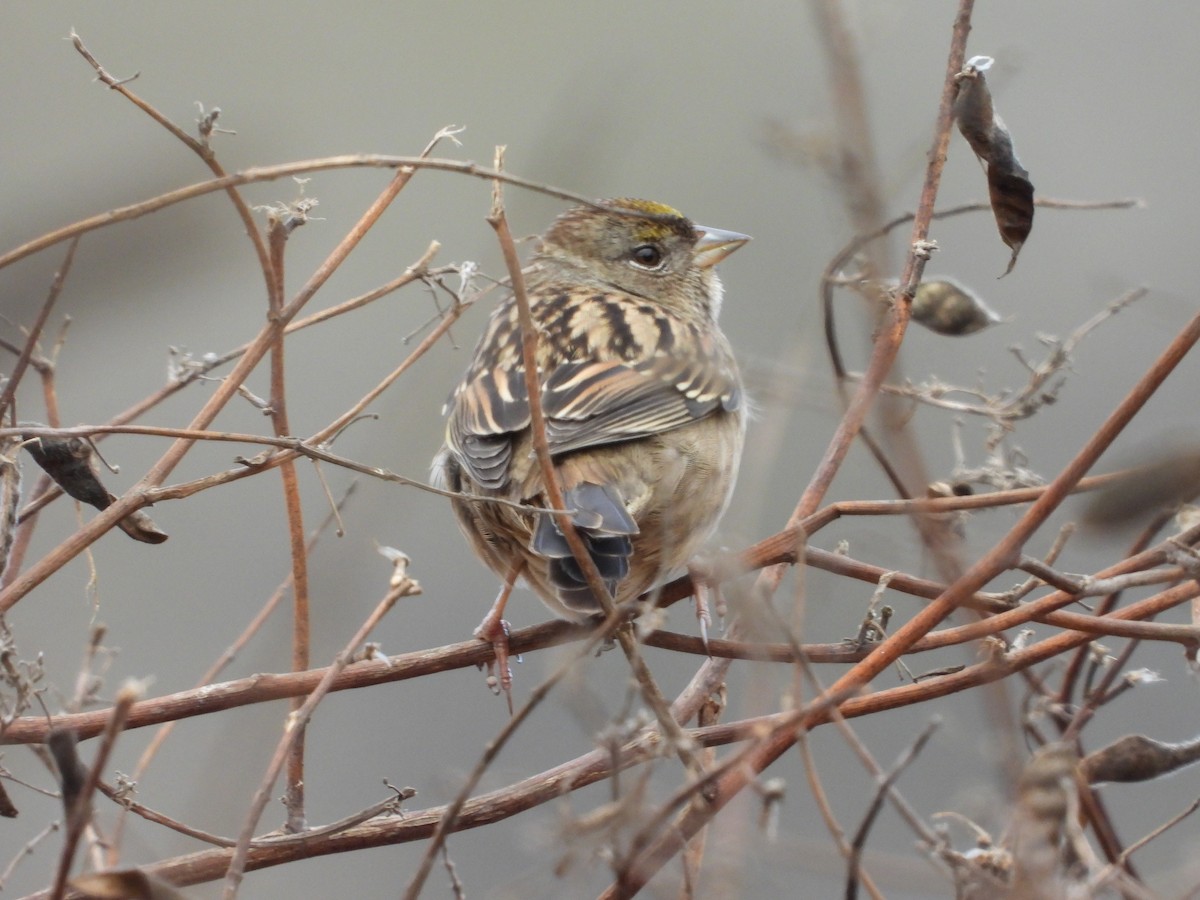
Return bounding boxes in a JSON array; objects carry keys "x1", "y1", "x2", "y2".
[
  {"x1": 0, "y1": 238, "x2": 78, "y2": 426},
  {"x1": 844, "y1": 719, "x2": 939, "y2": 900},
  {"x1": 220, "y1": 571, "x2": 415, "y2": 898},
  {"x1": 48, "y1": 683, "x2": 139, "y2": 899}
]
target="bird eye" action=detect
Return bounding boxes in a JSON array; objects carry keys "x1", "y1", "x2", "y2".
[{"x1": 630, "y1": 244, "x2": 664, "y2": 269}]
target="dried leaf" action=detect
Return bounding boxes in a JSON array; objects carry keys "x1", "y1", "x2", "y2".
[
  {"x1": 22, "y1": 433, "x2": 110, "y2": 508},
  {"x1": 954, "y1": 56, "x2": 1035, "y2": 274},
  {"x1": 1082, "y1": 733, "x2": 1200, "y2": 784},
  {"x1": 21, "y1": 431, "x2": 168, "y2": 544},
  {"x1": 115, "y1": 508, "x2": 170, "y2": 544},
  {"x1": 911, "y1": 278, "x2": 1004, "y2": 336}
]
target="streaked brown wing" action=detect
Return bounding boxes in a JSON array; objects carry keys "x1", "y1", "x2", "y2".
[
  {"x1": 541, "y1": 358, "x2": 737, "y2": 456},
  {"x1": 445, "y1": 292, "x2": 739, "y2": 490},
  {"x1": 445, "y1": 366, "x2": 529, "y2": 490}
]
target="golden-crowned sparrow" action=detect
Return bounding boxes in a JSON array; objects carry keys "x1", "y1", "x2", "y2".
[{"x1": 434, "y1": 199, "x2": 747, "y2": 623}]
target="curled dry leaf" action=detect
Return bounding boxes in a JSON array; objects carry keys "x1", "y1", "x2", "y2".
[
  {"x1": 911, "y1": 278, "x2": 1005, "y2": 336},
  {"x1": 20, "y1": 431, "x2": 168, "y2": 544},
  {"x1": 953, "y1": 56, "x2": 1035, "y2": 275},
  {"x1": 1081, "y1": 733, "x2": 1200, "y2": 784}
]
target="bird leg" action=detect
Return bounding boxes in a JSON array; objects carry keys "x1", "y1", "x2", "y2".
[
  {"x1": 475, "y1": 560, "x2": 524, "y2": 708},
  {"x1": 687, "y1": 557, "x2": 724, "y2": 656}
]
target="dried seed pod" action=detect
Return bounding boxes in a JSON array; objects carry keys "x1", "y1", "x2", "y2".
[
  {"x1": 954, "y1": 56, "x2": 1035, "y2": 275},
  {"x1": 1082, "y1": 733, "x2": 1200, "y2": 784},
  {"x1": 911, "y1": 278, "x2": 1004, "y2": 336}
]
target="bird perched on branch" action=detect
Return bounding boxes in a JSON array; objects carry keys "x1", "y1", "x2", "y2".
[{"x1": 434, "y1": 198, "x2": 748, "y2": 676}]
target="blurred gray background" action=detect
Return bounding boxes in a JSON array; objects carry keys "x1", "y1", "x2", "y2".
[{"x1": 4, "y1": 2, "x2": 1200, "y2": 897}]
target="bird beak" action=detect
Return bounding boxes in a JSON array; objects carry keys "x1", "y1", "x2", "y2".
[{"x1": 693, "y1": 226, "x2": 751, "y2": 269}]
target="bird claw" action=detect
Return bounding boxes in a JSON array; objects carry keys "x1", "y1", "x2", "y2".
[
  {"x1": 694, "y1": 593, "x2": 712, "y2": 657},
  {"x1": 475, "y1": 613, "x2": 514, "y2": 712},
  {"x1": 689, "y1": 560, "x2": 721, "y2": 657}
]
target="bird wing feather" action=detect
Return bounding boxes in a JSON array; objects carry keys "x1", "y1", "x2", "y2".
[{"x1": 445, "y1": 294, "x2": 739, "y2": 490}]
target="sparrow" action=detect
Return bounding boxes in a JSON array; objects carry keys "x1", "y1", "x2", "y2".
[{"x1": 434, "y1": 198, "x2": 747, "y2": 635}]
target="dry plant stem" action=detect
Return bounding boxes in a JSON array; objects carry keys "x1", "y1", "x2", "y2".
[
  {"x1": 1, "y1": 830, "x2": 59, "y2": 892},
  {"x1": 0, "y1": 252, "x2": 74, "y2": 589},
  {"x1": 1093, "y1": 796, "x2": 1200, "y2": 892},
  {"x1": 108, "y1": 256, "x2": 455, "y2": 433},
  {"x1": 6, "y1": 256, "x2": 454, "y2": 528},
  {"x1": 14, "y1": 592, "x2": 1185, "y2": 894},
  {"x1": 6, "y1": 522, "x2": 1198, "y2": 749},
  {"x1": 679, "y1": 696, "x2": 723, "y2": 899},
  {"x1": 0, "y1": 238, "x2": 78, "y2": 424},
  {"x1": 797, "y1": 734, "x2": 886, "y2": 900},
  {"x1": 97, "y1": 779, "x2": 402, "y2": 850},
  {"x1": 483, "y1": 160, "x2": 618, "y2": 618},
  {"x1": 400, "y1": 618, "x2": 621, "y2": 900},
  {"x1": 810, "y1": 0, "x2": 930, "y2": 509},
  {"x1": 811, "y1": 0, "x2": 1020, "y2": 777},
  {"x1": 265, "y1": 217, "x2": 312, "y2": 834},
  {"x1": 1, "y1": 822, "x2": 59, "y2": 890},
  {"x1": 70, "y1": 32, "x2": 273, "y2": 289},
  {"x1": 0, "y1": 156, "x2": 600, "y2": 274},
  {"x1": 605, "y1": 3, "x2": 973, "y2": 891},
  {"x1": 15, "y1": 425, "x2": 528, "y2": 515},
  {"x1": 1060, "y1": 651, "x2": 1143, "y2": 873},
  {"x1": 0, "y1": 142, "x2": 434, "y2": 616},
  {"x1": 48, "y1": 686, "x2": 136, "y2": 900},
  {"x1": 220, "y1": 579, "x2": 407, "y2": 899},
  {"x1": 1056, "y1": 507, "x2": 1173, "y2": 708},
  {"x1": 2, "y1": 429, "x2": 1132, "y2": 539},
  {"x1": 615, "y1": 684, "x2": 862, "y2": 892},
  {"x1": 11, "y1": 529, "x2": 1195, "y2": 748},
  {"x1": 105, "y1": 488, "x2": 354, "y2": 865},
  {"x1": 820, "y1": 198, "x2": 1141, "y2": 399},
  {"x1": 844, "y1": 720, "x2": 938, "y2": 900},
  {"x1": 810, "y1": 0, "x2": 887, "y2": 257},
  {"x1": 16, "y1": 247, "x2": 451, "y2": 522}
]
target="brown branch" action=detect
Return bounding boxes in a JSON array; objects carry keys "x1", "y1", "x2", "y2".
[
  {"x1": 69, "y1": 31, "x2": 274, "y2": 297},
  {"x1": 105, "y1": 485, "x2": 355, "y2": 865},
  {"x1": 48, "y1": 684, "x2": 138, "y2": 899},
  {"x1": 0, "y1": 156, "x2": 602, "y2": 275},
  {"x1": 263, "y1": 210, "x2": 313, "y2": 835},
  {"x1": 220, "y1": 565, "x2": 415, "y2": 898},
  {"x1": 604, "y1": 4, "x2": 975, "y2": 890},
  {"x1": 0, "y1": 238, "x2": 78, "y2": 426},
  {"x1": 9, "y1": 583, "x2": 1183, "y2": 894},
  {"x1": 0, "y1": 146, "x2": 435, "y2": 615}
]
